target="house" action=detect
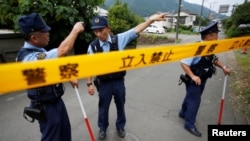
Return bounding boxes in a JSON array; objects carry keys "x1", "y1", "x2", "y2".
[
  {"x1": 144, "y1": 13, "x2": 173, "y2": 30},
  {"x1": 172, "y1": 10, "x2": 197, "y2": 28},
  {"x1": 146, "y1": 10, "x2": 197, "y2": 30}
]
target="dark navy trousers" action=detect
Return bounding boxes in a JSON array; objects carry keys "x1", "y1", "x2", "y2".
[
  {"x1": 179, "y1": 78, "x2": 207, "y2": 129},
  {"x1": 32, "y1": 99, "x2": 71, "y2": 141},
  {"x1": 97, "y1": 78, "x2": 126, "y2": 130}
]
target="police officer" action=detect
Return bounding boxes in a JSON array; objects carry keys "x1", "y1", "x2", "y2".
[
  {"x1": 86, "y1": 13, "x2": 167, "y2": 140},
  {"x1": 17, "y1": 13, "x2": 84, "y2": 141},
  {"x1": 178, "y1": 21, "x2": 231, "y2": 137}
]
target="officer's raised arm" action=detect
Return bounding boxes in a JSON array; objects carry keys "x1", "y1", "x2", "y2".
[
  {"x1": 57, "y1": 22, "x2": 84, "y2": 57},
  {"x1": 134, "y1": 13, "x2": 168, "y2": 34}
]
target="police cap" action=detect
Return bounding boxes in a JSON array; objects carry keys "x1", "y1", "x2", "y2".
[
  {"x1": 91, "y1": 16, "x2": 108, "y2": 30},
  {"x1": 18, "y1": 13, "x2": 51, "y2": 34},
  {"x1": 200, "y1": 21, "x2": 220, "y2": 35}
]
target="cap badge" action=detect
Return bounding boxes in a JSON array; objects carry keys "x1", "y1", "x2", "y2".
[{"x1": 94, "y1": 18, "x2": 100, "y2": 23}]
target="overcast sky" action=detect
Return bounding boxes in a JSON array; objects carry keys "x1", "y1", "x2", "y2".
[{"x1": 184, "y1": 0, "x2": 246, "y2": 16}]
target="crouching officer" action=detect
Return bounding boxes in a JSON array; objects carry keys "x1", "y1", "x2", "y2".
[
  {"x1": 17, "y1": 13, "x2": 84, "y2": 141},
  {"x1": 178, "y1": 21, "x2": 231, "y2": 137}
]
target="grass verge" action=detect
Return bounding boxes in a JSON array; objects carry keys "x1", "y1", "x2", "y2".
[{"x1": 231, "y1": 49, "x2": 250, "y2": 122}]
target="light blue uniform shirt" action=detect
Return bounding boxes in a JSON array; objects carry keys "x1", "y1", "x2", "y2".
[
  {"x1": 21, "y1": 42, "x2": 58, "y2": 62},
  {"x1": 180, "y1": 40, "x2": 204, "y2": 66},
  {"x1": 180, "y1": 57, "x2": 202, "y2": 66},
  {"x1": 87, "y1": 28, "x2": 138, "y2": 54}
]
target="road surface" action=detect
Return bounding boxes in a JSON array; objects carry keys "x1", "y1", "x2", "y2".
[{"x1": 0, "y1": 33, "x2": 247, "y2": 141}]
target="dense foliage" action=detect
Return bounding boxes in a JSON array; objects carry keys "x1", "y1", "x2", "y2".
[
  {"x1": 224, "y1": 2, "x2": 250, "y2": 37},
  {"x1": 107, "y1": 0, "x2": 144, "y2": 48},
  {"x1": 222, "y1": 1, "x2": 250, "y2": 120},
  {"x1": 0, "y1": 0, "x2": 104, "y2": 53}
]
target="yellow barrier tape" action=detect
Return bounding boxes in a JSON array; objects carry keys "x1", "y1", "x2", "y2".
[{"x1": 0, "y1": 36, "x2": 249, "y2": 94}]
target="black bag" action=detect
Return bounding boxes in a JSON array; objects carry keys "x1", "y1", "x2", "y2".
[
  {"x1": 23, "y1": 105, "x2": 46, "y2": 123},
  {"x1": 178, "y1": 74, "x2": 191, "y2": 85},
  {"x1": 207, "y1": 66, "x2": 216, "y2": 78},
  {"x1": 53, "y1": 83, "x2": 65, "y2": 97}
]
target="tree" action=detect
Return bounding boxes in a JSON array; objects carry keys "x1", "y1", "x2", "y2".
[
  {"x1": 224, "y1": 2, "x2": 250, "y2": 37},
  {"x1": 231, "y1": 2, "x2": 250, "y2": 25},
  {"x1": 107, "y1": 0, "x2": 144, "y2": 48},
  {"x1": 194, "y1": 15, "x2": 209, "y2": 27},
  {"x1": 0, "y1": 0, "x2": 104, "y2": 54}
]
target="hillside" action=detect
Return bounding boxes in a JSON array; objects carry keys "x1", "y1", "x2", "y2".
[{"x1": 102, "y1": 0, "x2": 228, "y2": 19}]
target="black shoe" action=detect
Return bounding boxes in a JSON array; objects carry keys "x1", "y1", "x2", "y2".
[
  {"x1": 99, "y1": 129, "x2": 106, "y2": 140},
  {"x1": 117, "y1": 128, "x2": 126, "y2": 138},
  {"x1": 185, "y1": 127, "x2": 202, "y2": 137}
]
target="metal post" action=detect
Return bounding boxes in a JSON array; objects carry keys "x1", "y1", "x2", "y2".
[
  {"x1": 175, "y1": 0, "x2": 181, "y2": 43},
  {"x1": 208, "y1": 3, "x2": 212, "y2": 19},
  {"x1": 208, "y1": 1, "x2": 217, "y2": 20},
  {"x1": 198, "y1": 0, "x2": 205, "y2": 31},
  {"x1": 74, "y1": 87, "x2": 95, "y2": 141},
  {"x1": 218, "y1": 76, "x2": 228, "y2": 125}
]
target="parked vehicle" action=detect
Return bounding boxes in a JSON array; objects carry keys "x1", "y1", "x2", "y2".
[
  {"x1": 143, "y1": 25, "x2": 165, "y2": 34},
  {"x1": 192, "y1": 26, "x2": 205, "y2": 33}
]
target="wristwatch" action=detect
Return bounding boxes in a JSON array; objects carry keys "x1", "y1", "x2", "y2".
[
  {"x1": 223, "y1": 66, "x2": 227, "y2": 69},
  {"x1": 87, "y1": 82, "x2": 92, "y2": 87}
]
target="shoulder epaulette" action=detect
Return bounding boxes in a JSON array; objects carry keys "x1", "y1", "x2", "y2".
[{"x1": 16, "y1": 48, "x2": 43, "y2": 62}]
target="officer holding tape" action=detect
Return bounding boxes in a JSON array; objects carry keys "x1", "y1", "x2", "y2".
[
  {"x1": 178, "y1": 21, "x2": 231, "y2": 137},
  {"x1": 16, "y1": 13, "x2": 84, "y2": 141},
  {"x1": 86, "y1": 13, "x2": 167, "y2": 140}
]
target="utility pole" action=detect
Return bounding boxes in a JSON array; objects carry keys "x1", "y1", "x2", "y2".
[
  {"x1": 175, "y1": 0, "x2": 181, "y2": 43},
  {"x1": 198, "y1": 0, "x2": 205, "y2": 31},
  {"x1": 232, "y1": 4, "x2": 236, "y2": 14},
  {"x1": 208, "y1": 1, "x2": 217, "y2": 20}
]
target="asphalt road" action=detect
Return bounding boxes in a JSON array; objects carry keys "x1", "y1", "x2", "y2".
[{"x1": 0, "y1": 33, "x2": 247, "y2": 141}]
